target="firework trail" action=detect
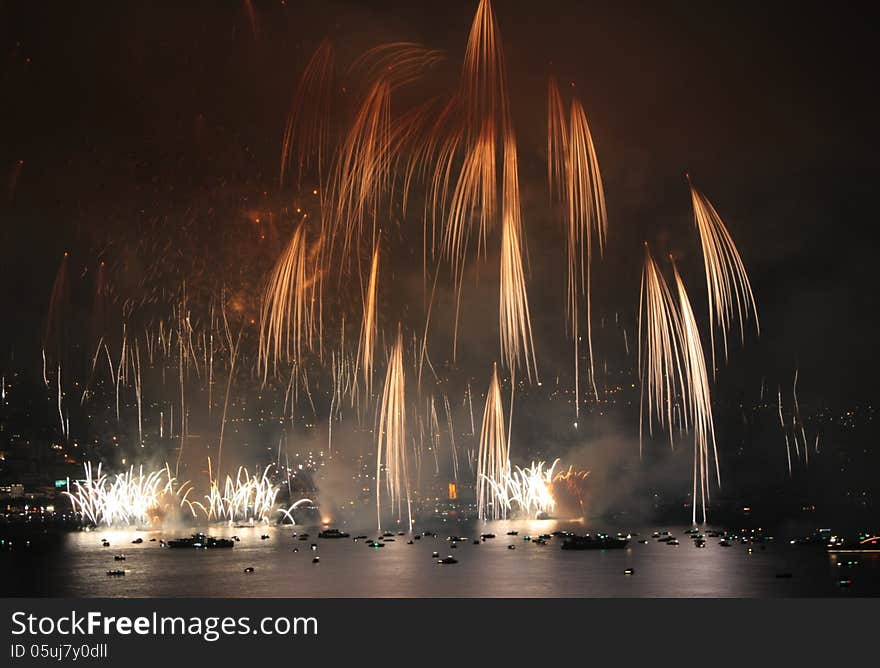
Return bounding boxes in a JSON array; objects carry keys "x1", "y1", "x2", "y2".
[
  {"x1": 327, "y1": 45, "x2": 439, "y2": 265},
  {"x1": 243, "y1": 0, "x2": 259, "y2": 42},
  {"x1": 499, "y1": 130, "x2": 538, "y2": 382},
  {"x1": 276, "y1": 498, "x2": 317, "y2": 525},
  {"x1": 280, "y1": 40, "x2": 334, "y2": 190},
  {"x1": 638, "y1": 246, "x2": 720, "y2": 522},
  {"x1": 418, "y1": 0, "x2": 518, "y2": 361},
  {"x1": 779, "y1": 386, "x2": 792, "y2": 477},
  {"x1": 428, "y1": 396, "x2": 441, "y2": 476},
  {"x1": 688, "y1": 176, "x2": 759, "y2": 374},
  {"x1": 638, "y1": 245, "x2": 686, "y2": 453},
  {"x1": 356, "y1": 242, "x2": 380, "y2": 400},
  {"x1": 548, "y1": 79, "x2": 608, "y2": 412},
  {"x1": 216, "y1": 322, "x2": 243, "y2": 477},
  {"x1": 792, "y1": 368, "x2": 809, "y2": 466},
  {"x1": 258, "y1": 223, "x2": 315, "y2": 384},
  {"x1": 375, "y1": 326, "x2": 411, "y2": 531},
  {"x1": 43, "y1": 252, "x2": 69, "y2": 366},
  {"x1": 133, "y1": 342, "x2": 143, "y2": 446},
  {"x1": 443, "y1": 394, "x2": 460, "y2": 481},
  {"x1": 476, "y1": 362, "x2": 508, "y2": 520},
  {"x1": 670, "y1": 259, "x2": 718, "y2": 525},
  {"x1": 438, "y1": 0, "x2": 508, "y2": 261}
]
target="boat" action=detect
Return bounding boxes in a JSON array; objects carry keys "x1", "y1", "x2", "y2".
[
  {"x1": 106, "y1": 569, "x2": 125, "y2": 576},
  {"x1": 481, "y1": 533, "x2": 496, "y2": 539},
  {"x1": 438, "y1": 556, "x2": 458, "y2": 564},
  {"x1": 561, "y1": 535, "x2": 629, "y2": 550},
  {"x1": 506, "y1": 531, "x2": 519, "y2": 536},
  {"x1": 827, "y1": 536, "x2": 880, "y2": 554},
  {"x1": 114, "y1": 554, "x2": 126, "y2": 561},
  {"x1": 131, "y1": 538, "x2": 143, "y2": 544},
  {"x1": 318, "y1": 529, "x2": 350, "y2": 538},
  {"x1": 164, "y1": 533, "x2": 234, "y2": 549}
]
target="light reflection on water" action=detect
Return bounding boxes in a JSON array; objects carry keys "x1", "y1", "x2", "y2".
[{"x1": 2, "y1": 520, "x2": 877, "y2": 597}]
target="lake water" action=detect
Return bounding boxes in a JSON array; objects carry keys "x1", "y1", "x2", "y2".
[{"x1": 2, "y1": 519, "x2": 877, "y2": 597}]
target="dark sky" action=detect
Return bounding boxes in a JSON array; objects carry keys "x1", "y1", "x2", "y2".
[{"x1": 2, "y1": 0, "x2": 878, "y2": 408}]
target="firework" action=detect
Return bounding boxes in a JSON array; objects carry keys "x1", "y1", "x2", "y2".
[
  {"x1": 356, "y1": 242, "x2": 380, "y2": 400},
  {"x1": 375, "y1": 326, "x2": 412, "y2": 531},
  {"x1": 198, "y1": 461, "x2": 281, "y2": 525},
  {"x1": 32, "y1": 0, "x2": 772, "y2": 535},
  {"x1": 689, "y1": 176, "x2": 759, "y2": 373},
  {"x1": 483, "y1": 459, "x2": 559, "y2": 518},
  {"x1": 638, "y1": 246, "x2": 720, "y2": 523},
  {"x1": 65, "y1": 463, "x2": 191, "y2": 527},
  {"x1": 638, "y1": 245, "x2": 686, "y2": 452},
  {"x1": 779, "y1": 385, "x2": 792, "y2": 477},
  {"x1": 671, "y1": 259, "x2": 718, "y2": 525},
  {"x1": 276, "y1": 498, "x2": 317, "y2": 525},
  {"x1": 257, "y1": 223, "x2": 316, "y2": 384},
  {"x1": 280, "y1": 39, "x2": 334, "y2": 190},
  {"x1": 476, "y1": 363, "x2": 508, "y2": 520},
  {"x1": 499, "y1": 130, "x2": 538, "y2": 382},
  {"x1": 548, "y1": 79, "x2": 608, "y2": 412}
]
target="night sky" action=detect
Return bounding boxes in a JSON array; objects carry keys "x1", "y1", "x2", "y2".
[{"x1": 2, "y1": 0, "x2": 878, "y2": 410}]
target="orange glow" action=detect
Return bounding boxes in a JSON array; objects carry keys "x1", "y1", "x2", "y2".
[{"x1": 448, "y1": 482, "x2": 457, "y2": 500}]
